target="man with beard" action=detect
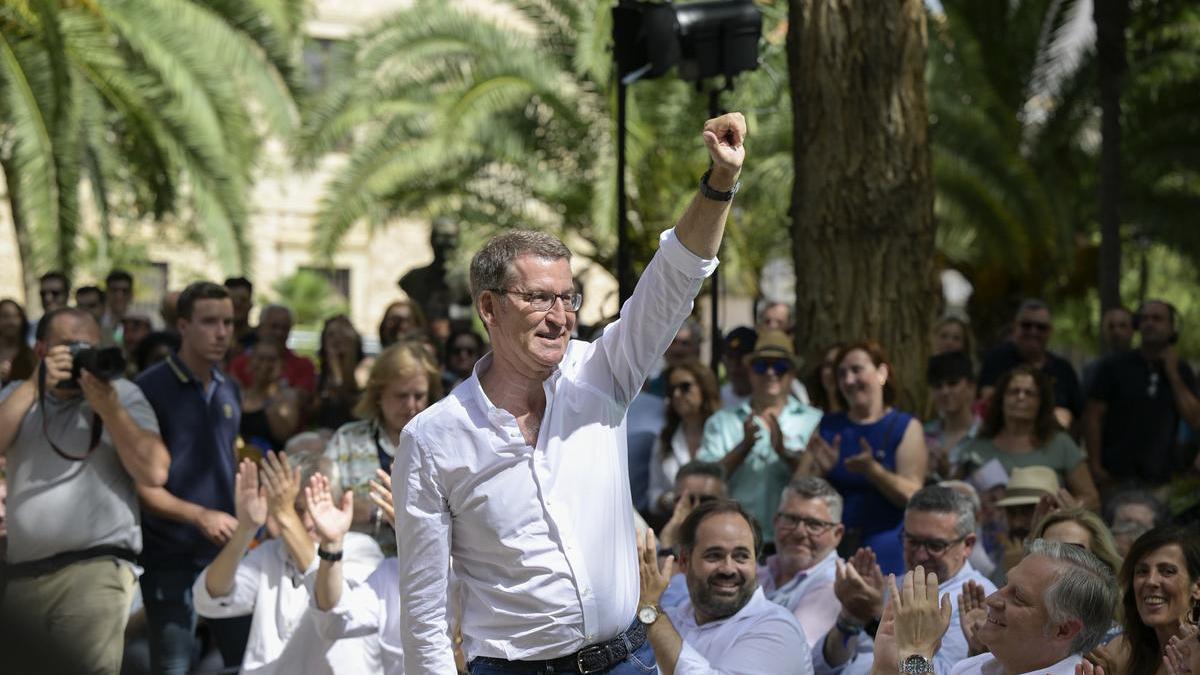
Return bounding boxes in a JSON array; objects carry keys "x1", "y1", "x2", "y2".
[
  {"x1": 816, "y1": 486, "x2": 997, "y2": 675},
  {"x1": 638, "y1": 499, "x2": 812, "y2": 674},
  {"x1": 874, "y1": 539, "x2": 1117, "y2": 675},
  {"x1": 762, "y1": 477, "x2": 845, "y2": 648}
]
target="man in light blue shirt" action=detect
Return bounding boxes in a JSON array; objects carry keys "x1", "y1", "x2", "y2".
[
  {"x1": 698, "y1": 331, "x2": 822, "y2": 542},
  {"x1": 814, "y1": 485, "x2": 997, "y2": 675}
]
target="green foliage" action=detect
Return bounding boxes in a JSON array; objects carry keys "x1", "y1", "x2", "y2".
[
  {"x1": 297, "y1": 0, "x2": 793, "y2": 296},
  {"x1": 0, "y1": 0, "x2": 303, "y2": 282},
  {"x1": 271, "y1": 269, "x2": 347, "y2": 330}
]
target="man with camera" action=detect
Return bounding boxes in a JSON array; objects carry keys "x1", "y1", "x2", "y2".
[{"x1": 0, "y1": 307, "x2": 170, "y2": 674}]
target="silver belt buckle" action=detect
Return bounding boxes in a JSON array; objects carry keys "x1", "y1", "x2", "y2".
[{"x1": 576, "y1": 644, "x2": 607, "y2": 673}]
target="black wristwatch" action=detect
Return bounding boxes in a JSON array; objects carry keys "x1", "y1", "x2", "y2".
[
  {"x1": 317, "y1": 545, "x2": 343, "y2": 562},
  {"x1": 699, "y1": 168, "x2": 740, "y2": 202}
]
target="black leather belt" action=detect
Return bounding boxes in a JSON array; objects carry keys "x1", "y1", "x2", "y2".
[
  {"x1": 470, "y1": 619, "x2": 647, "y2": 674},
  {"x1": 3, "y1": 545, "x2": 137, "y2": 580}
]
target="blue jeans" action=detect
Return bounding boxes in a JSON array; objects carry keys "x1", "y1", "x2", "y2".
[
  {"x1": 468, "y1": 638, "x2": 657, "y2": 674},
  {"x1": 139, "y1": 563, "x2": 205, "y2": 675}
]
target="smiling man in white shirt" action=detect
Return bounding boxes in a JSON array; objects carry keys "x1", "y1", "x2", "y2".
[
  {"x1": 762, "y1": 477, "x2": 845, "y2": 648},
  {"x1": 637, "y1": 498, "x2": 811, "y2": 675},
  {"x1": 392, "y1": 113, "x2": 747, "y2": 675},
  {"x1": 874, "y1": 539, "x2": 1118, "y2": 675}
]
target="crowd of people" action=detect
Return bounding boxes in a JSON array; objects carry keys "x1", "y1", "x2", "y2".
[{"x1": 0, "y1": 112, "x2": 1198, "y2": 675}]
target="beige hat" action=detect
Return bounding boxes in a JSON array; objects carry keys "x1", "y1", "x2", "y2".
[
  {"x1": 743, "y1": 330, "x2": 802, "y2": 369},
  {"x1": 994, "y1": 466, "x2": 1060, "y2": 507}
]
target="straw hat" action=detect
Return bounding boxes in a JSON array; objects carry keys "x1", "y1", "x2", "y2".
[
  {"x1": 994, "y1": 466, "x2": 1060, "y2": 507},
  {"x1": 742, "y1": 330, "x2": 802, "y2": 369}
]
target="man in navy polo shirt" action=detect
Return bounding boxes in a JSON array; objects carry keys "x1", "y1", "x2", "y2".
[{"x1": 135, "y1": 281, "x2": 241, "y2": 675}]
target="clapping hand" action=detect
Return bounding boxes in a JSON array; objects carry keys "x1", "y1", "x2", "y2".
[
  {"x1": 845, "y1": 438, "x2": 879, "y2": 474},
  {"x1": 1032, "y1": 489, "x2": 1080, "y2": 529},
  {"x1": 368, "y1": 468, "x2": 395, "y2": 528},
  {"x1": 260, "y1": 451, "x2": 301, "y2": 517},
  {"x1": 957, "y1": 579, "x2": 989, "y2": 656},
  {"x1": 741, "y1": 414, "x2": 762, "y2": 450},
  {"x1": 234, "y1": 459, "x2": 268, "y2": 530},
  {"x1": 835, "y1": 547, "x2": 885, "y2": 623},
  {"x1": 1076, "y1": 660, "x2": 1106, "y2": 675},
  {"x1": 1164, "y1": 625, "x2": 1198, "y2": 675},
  {"x1": 892, "y1": 566, "x2": 953, "y2": 661},
  {"x1": 805, "y1": 433, "x2": 840, "y2": 477},
  {"x1": 637, "y1": 528, "x2": 673, "y2": 609},
  {"x1": 305, "y1": 473, "x2": 353, "y2": 548}
]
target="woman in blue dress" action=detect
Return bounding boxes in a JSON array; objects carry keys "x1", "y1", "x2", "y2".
[{"x1": 800, "y1": 340, "x2": 928, "y2": 576}]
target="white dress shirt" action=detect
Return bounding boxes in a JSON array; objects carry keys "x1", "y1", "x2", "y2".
[
  {"x1": 667, "y1": 586, "x2": 813, "y2": 675},
  {"x1": 950, "y1": 652, "x2": 1082, "y2": 675},
  {"x1": 193, "y1": 533, "x2": 383, "y2": 675},
  {"x1": 812, "y1": 561, "x2": 997, "y2": 675},
  {"x1": 648, "y1": 426, "x2": 694, "y2": 513},
  {"x1": 761, "y1": 549, "x2": 841, "y2": 648},
  {"x1": 393, "y1": 228, "x2": 717, "y2": 673},
  {"x1": 311, "y1": 558, "x2": 465, "y2": 675}
]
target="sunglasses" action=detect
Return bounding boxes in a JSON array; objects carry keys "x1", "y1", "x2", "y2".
[
  {"x1": 668, "y1": 381, "x2": 695, "y2": 396},
  {"x1": 1019, "y1": 320, "x2": 1051, "y2": 333},
  {"x1": 751, "y1": 360, "x2": 792, "y2": 376}
]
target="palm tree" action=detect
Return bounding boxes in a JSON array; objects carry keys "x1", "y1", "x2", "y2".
[
  {"x1": 0, "y1": 0, "x2": 302, "y2": 297},
  {"x1": 928, "y1": 0, "x2": 1099, "y2": 341},
  {"x1": 296, "y1": 0, "x2": 795, "y2": 300}
]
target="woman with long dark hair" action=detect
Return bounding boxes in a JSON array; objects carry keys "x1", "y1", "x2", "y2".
[
  {"x1": 0, "y1": 299, "x2": 36, "y2": 385},
  {"x1": 314, "y1": 314, "x2": 366, "y2": 430},
  {"x1": 1089, "y1": 526, "x2": 1200, "y2": 675},
  {"x1": 959, "y1": 364, "x2": 1100, "y2": 509},
  {"x1": 648, "y1": 361, "x2": 721, "y2": 516}
]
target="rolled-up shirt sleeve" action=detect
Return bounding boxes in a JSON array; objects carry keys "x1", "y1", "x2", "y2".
[
  {"x1": 312, "y1": 579, "x2": 381, "y2": 641},
  {"x1": 193, "y1": 547, "x2": 267, "y2": 618},
  {"x1": 675, "y1": 619, "x2": 813, "y2": 675},
  {"x1": 580, "y1": 228, "x2": 718, "y2": 407},
  {"x1": 393, "y1": 427, "x2": 455, "y2": 675}
]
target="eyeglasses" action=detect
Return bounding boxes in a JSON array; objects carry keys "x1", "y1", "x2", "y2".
[
  {"x1": 899, "y1": 531, "x2": 967, "y2": 556},
  {"x1": 668, "y1": 381, "x2": 694, "y2": 396},
  {"x1": 490, "y1": 288, "x2": 583, "y2": 313},
  {"x1": 1018, "y1": 320, "x2": 1051, "y2": 333},
  {"x1": 775, "y1": 513, "x2": 838, "y2": 534},
  {"x1": 751, "y1": 360, "x2": 792, "y2": 376}
]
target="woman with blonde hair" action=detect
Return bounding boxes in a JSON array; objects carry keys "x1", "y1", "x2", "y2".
[
  {"x1": 325, "y1": 342, "x2": 441, "y2": 553},
  {"x1": 1031, "y1": 506, "x2": 1123, "y2": 576}
]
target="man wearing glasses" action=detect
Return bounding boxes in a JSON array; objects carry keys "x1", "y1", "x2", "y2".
[
  {"x1": 392, "y1": 113, "x2": 747, "y2": 674},
  {"x1": 761, "y1": 477, "x2": 845, "y2": 648},
  {"x1": 698, "y1": 330, "x2": 823, "y2": 543},
  {"x1": 815, "y1": 486, "x2": 996, "y2": 675},
  {"x1": 29, "y1": 271, "x2": 71, "y2": 345},
  {"x1": 977, "y1": 299, "x2": 1083, "y2": 428}
]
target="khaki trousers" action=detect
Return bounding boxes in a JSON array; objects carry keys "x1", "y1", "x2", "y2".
[{"x1": 3, "y1": 556, "x2": 137, "y2": 675}]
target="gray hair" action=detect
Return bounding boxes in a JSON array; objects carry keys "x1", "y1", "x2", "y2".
[
  {"x1": 1026, "y1": 538, "x2": 1119, "y2": 655},
  {"x1": 906, "y1": 486, "x2": 976, "y2": 538},
  {"x1": 284, "y1": 431, "x2": 325, "y2": 460},
  {"x1": 469, "y1": 230, "x2": 571, "y2": 303},
  {"x1": 937, "y1": 480, "x2": 982, "y2": 516},
  {"x1": 781, "y1": 476, "x2": 844, "y2": 522},
  {"x1": 289, "y1": 450, "x2": 343, "y2": 503}
]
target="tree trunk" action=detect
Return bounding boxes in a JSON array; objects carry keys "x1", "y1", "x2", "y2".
[
  {"x1": 788, "y1": 0, "x2": 938, "y2": 412},
  {"x1": 1095, "y1": 0, "x2": 1128, "y2": 317},
  {"x1": 1, "y1": 155, "x2": 37, "y2": 306}
]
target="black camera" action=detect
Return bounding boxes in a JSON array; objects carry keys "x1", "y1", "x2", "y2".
[{"x1": 58, "y1": 341, "x2": 127, "y2": 389}]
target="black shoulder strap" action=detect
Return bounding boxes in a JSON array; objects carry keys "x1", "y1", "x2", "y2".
[{"x1": 37, "y1": 363, "x2": 104, "y2": 462}]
